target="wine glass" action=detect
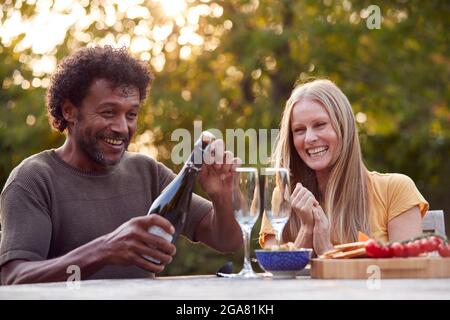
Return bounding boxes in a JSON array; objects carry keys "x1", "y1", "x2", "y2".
[
  {"x1": 262, "y1": 168, "x2": 291, "y2": 246},
  {"x1": 220, "y1": 167, "x2": 261, "y2": 278}
]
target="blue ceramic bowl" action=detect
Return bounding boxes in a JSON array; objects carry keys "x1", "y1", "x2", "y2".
[{"x1": 255, "y1": 249, "x2": 313, "y2": 279}]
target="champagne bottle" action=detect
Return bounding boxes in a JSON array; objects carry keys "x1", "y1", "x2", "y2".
[{"x1": 145, "y1": 131, "x2": 215, "y2": 263}]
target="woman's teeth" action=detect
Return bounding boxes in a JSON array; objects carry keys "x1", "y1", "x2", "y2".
[{"x1": 307, "y1": 146, "x2": 328, "y2": 157}]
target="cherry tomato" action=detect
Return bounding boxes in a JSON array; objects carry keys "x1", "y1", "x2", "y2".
[
  {"x1": 419, "y1": 238, "x2": 434, "y2": 252},
  {"x1": 401, "y1": 243, "x2": 410, "y2": 256},
  {"x1": 414, "y1": 239, "x2": 426, "y2": 254},
  {"x1": 365, "y1": 239, "x2": 382, "y2": 258},
  {"x1": 429, "y1": 236, "x2": 443, "y2": 251},
  {"x1": 380, "y1": 245, "x2": 392, "y2": 258},
  {"x1": 438, "y1": 243, "x2": 450, "y2": 257},
  {"x1": 444, "y1": 245, "x2": 450, "y2": 257},
  {"x1": 390, "y1": 242, "x2": 405, "y2": 257},
  {"x1": 405, "y1": 242, "x2": 421, "y2": 257}
]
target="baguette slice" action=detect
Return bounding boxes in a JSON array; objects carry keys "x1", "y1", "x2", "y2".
[
  {"x1": 333, "y1": 241, "x2": 367, "y2": 251},
  {"x1": 319, "y1": 241, "x2": 368, "y2": 259},
  {"x1": 331, "y1": 247, "x2": 367, "y2": 259}
]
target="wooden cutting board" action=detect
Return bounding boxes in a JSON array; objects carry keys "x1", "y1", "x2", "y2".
[{"x1": 311, "y1": 257, "x2": 450, "y2": 279}]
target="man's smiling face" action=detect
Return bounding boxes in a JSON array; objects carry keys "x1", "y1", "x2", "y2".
[{"x1": 71, "y1": 78, "x2": 140, "y2": 169}]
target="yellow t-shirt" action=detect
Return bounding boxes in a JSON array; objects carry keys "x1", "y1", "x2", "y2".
[{"x1": 258, "y1": 171, "x2": 429, "y2": 246}]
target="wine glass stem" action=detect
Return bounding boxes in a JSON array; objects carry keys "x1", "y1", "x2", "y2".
[
  {"x1": 274, "y1": 226, "x2": 283, "y2": 245},
  {"x1": 241, "y1": 226, "x2": 253, "y2": 272}
]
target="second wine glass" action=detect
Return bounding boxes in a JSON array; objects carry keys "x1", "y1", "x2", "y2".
[
  {"x1": 221, "y1": 167, "x2": 260, "y2": 278},
  {"x1": 262, "y1": 168, "x2": 291, "y2": 246}
]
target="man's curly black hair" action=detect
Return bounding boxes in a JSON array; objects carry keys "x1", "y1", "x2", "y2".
[{"x1": 46, "y1": 46, "x2": 154, "y2": 132}]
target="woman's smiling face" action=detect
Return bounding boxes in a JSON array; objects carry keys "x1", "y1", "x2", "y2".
[{"x1": 290, "y1": 99, "x2": 339, "y2": 175}]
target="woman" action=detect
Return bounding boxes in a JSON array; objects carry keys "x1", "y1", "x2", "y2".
[{"x1": 259, "y1": 79, "x2": 429, "y2": 255}]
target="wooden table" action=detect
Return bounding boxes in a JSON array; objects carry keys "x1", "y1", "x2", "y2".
[{"x1": 1, "y1": 274, "x2": 449, "y2": 300}]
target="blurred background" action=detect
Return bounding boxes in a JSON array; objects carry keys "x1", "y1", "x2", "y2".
[{"x1": 0, "y1": 0, "x2": 449, "y2": 276}]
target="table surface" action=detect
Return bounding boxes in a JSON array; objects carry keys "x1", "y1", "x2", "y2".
[{"x1": 1, "y1": 274, "x2": 450, "y2": 300}]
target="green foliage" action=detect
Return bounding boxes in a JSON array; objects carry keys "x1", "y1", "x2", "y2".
[{"x1": 1, "y1": 0, "x2": 449, "y2": 275}]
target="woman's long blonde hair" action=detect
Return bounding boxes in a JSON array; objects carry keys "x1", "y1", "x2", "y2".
[{"x1": 274, "y1": 79, "x2": 370, "y2": 244}]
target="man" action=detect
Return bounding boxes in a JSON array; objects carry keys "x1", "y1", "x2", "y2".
[{"x1": 0, "y1": 46, "x2": 242, "y2": 284}]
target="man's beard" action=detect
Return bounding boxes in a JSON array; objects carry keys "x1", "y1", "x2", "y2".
[{"x1": 76, "y1": 128, "x2": 129, "y2": 167}]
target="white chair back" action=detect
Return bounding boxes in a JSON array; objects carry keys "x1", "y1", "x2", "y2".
[{"x1": 422, "y1": 210, "x2": 446, "y2": 236}]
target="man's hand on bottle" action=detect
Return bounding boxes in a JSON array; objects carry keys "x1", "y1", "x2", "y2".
[
  {"x1": 198, "y1": 139, "x2": 242, "y2": 196},
  {"x1": 100, "y1": 215, "x2": 177, "y2": 273}
]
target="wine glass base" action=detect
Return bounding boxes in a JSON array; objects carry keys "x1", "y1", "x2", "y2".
[{"x1": 217, "y1": 268, "x2": 262, "y2": 279}]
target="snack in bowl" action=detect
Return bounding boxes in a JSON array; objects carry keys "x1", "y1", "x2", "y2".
[
  {"x1": 268, "y1": 242, "x2": 297, "y2": 251},
  {"x1": 255, "y1": 242, "x2": 313, "y2": 279}
]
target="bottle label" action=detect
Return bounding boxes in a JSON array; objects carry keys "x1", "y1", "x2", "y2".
[{"x1": 143, "y1": 225, "x2": 174, "y2": 264}]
